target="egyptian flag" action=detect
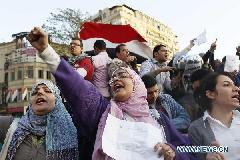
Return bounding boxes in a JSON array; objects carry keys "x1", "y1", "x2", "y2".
[{"x1": 79, "y1": 22, "x2": 152, "y2": 62}]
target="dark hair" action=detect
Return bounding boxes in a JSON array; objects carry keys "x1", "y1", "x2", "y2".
[
  {"x1": 196, "y1": 72, "x2": 226, "y2": 111},
  {"x1": 153, "y1": 44, "x2": 166, "y2": 58},
  {"x1": 115, "y1": 44, "x2": 126, "y2": 54},
  {"x1": 190, "y1": 69, "x2": 212, "y2": 83},
  {"x1": 141, "y1": 74, "x2": 157, "y2": 88},
  {"x1": 94, "y1": 40, "x2": 106, "y2": 50},
  {"x1": 71, "y1": 37, "x2": 83, "y2": 47},
  {"x1": 60, "y1": 55, "x2": 69, "y2": 61},
  {"x1": 222, "y1": 56, "x2": 226, "y2": 63}
]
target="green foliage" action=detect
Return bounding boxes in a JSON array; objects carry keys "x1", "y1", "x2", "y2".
[{"x1": 43, "y1": 8, "x2": 89, "y2": 45}]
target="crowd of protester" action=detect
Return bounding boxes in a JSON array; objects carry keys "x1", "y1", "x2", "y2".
[{"x1": 0, "y1": 26, "x2": 239, "y2": 160}]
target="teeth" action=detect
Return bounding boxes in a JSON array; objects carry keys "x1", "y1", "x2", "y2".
[{"x1": 36, "y1": 98, "x2": 45, "y2": 103}]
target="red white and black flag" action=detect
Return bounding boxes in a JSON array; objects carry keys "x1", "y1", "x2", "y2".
[{"x1": 79, "y1": 22, "x2": 152, "y2": 60}]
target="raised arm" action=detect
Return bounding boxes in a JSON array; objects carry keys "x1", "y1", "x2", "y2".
[{"x1": 27, "y1": 27, "x2": 109, "y2": 137}]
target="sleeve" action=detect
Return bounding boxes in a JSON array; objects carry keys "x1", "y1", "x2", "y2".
[
  {"x1": 39, "y1": 45, "x2": 109, "y2": 137},
  {"x1": 172, "y1": 45, "x2": 192, "y2": 68},
  {"x1": 163, "y1": 94, "x2": 191, "y2": 130},
  {"x1": 139, "y1": 60, "x2": 153, "y2": 77},
  {"x1": 39, "y1": 45, "x2": 61, "y2": 72},
  {"x1": 188, "y1": 122, "x2": 206, "y2": 159},
  {"x1": 188, "y1": 122, "x2": 202, "y2": 146},
  {"x1": 160, "y1": 113, "x2": 198, "y2": 160},
  {"x1": 53, "y1": 59, "x2": 109, "y2": 137}
]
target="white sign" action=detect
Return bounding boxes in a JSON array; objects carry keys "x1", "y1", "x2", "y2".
[
  {"x1": 224, "y1": 55, "x2": 240, "y2": 72},
  {"x1": 102, "y1": 114, "x2": 165, "y2": 160},
  {"x1": 194, "y1": 30, "x2": 207, "y2": 46}
]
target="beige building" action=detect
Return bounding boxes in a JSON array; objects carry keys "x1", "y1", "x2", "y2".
[
  {"x1": 0, "y1": 33, "x2": 53, "y2": 115},
  {"x1": 0, "y1": 41, "x2": 16, "y2": 114},
  {"x1": 90, "y1": 4, "x2": 179, "y2": 59}
]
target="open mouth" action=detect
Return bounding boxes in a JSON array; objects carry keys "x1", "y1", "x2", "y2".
[
  {"x1": 232, "y1": 95, "x2": 240, "y2": 101},
  {"x1": 36, "y1": 98, "x2": 47, "y2": 105},
  {"x1": 113, "y1": 83, "x2": 124, "y2": 92}
]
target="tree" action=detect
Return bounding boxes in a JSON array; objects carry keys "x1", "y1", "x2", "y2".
[
  {"x1": 43, "y1": 8, "x2": 89, "y2": 44},
  {"x1": 42, "y1": 8, "x2": 89, "y2": 56}
]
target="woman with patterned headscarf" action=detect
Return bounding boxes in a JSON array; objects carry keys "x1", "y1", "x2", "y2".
[
  {"x1": 27, "y1": 27, "x2": 197, "y2": 160},
  {"x1": 0, "y1": 80, "x2": 78, "y2": 160}
]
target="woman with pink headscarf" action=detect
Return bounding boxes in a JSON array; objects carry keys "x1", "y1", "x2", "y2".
[{"x1": 27, "y1": 27, "x2": 196, "y2": 160}]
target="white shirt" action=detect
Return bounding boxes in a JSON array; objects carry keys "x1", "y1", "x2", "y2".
[
  {"x1": 140, "y1": 59, "x2": 171, "y2": 92},
  {"x1": 203, "y1": 110, "x2": 240, "y2": 160},
  {"x1": 92, "y1": 51, "x2": 112, "y2": 97}
]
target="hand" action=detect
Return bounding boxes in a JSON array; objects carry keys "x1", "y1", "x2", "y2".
[
  {"x1": 236, "y1": 45, "x2": 240, "y2": 56},
  {"x1": 206, "y1": 153, "x2": 225, "y2": 160},
  {"x1": 159, "y1": 66, "x2": 175, "y2": 72},
  {"x1": 27, "y1": 27, "x2": 49, "y2": 53},
  {"x1": 209, "y1": 39, "x2": 217, "y2": 52},
  {"x1": 206, "y1": 141, "x2": 225, "y2": 160},
  {"x1": 126, "y1": 56, "x2": 137, "y2": 63},
  {"x1": 190, "y1": 38, "x2": 197, "y2": 48},
  {"x1": 154, "y1": 143, "x2": 176, "y2": 160}
]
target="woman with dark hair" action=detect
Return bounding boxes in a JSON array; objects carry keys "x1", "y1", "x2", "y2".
[{"x1": 188, "y1": 72, "x2": 240, "y2": 160}]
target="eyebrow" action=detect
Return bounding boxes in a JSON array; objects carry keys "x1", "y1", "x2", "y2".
[
  {"x1": 223, "y1": 80, "x2": 233, "y2": 84},
  {"x1": 35, "y1": 86, "x2": 50, "y2": 90}
]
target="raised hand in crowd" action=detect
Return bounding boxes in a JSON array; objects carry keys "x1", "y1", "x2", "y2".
[
  {"x1": 27, "y1": 27, "x2": 48, "y2": 52},
  {"x1": 126, "y1": 55, "x2": 137, "y2": 63},
  {"x1": 190, "y1": 38, "x2": 197, "y2": 48},
  {"x1": 209, "y1": 39, "x2": 217, "y2": 53},
  {"x1": 236, "y1": 45, "x2": 240, "y2": 56}
]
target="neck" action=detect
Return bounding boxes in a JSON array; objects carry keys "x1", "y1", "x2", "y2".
[
  {"x1": 97, "y1": 50, "x2": 106, "y2": 54},
  {"x1": 72, "y1": 53, "x2": 81, "y2": 57},
  {"x1": 157, "y1": 59, "x2": 165, "y2": 63},
  {"x1": 209, "y1": 105, "x2": 233, "y2": 127}
]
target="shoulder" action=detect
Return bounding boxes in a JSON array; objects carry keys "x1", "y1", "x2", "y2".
[
  {"x1": 188, "y1": 118, "x2": 205, "y2": 132},
  {"x1": 0, "y1": 116, "x2": 14, "y2": 143},
  {"x1": 76, "y1": 56, "x2": 93, "y2": 65},
  {"x1": 82, "y1": 56, "x2": 92, "y2": 61},
  {"x1": 0, "y1": 116, "x2": 14, "y2": 129},
  {"x1": 159, "y1": 93, "x2": 173, "y2": 99},
  {"x1": 141, "y1": 59, "x2": 153, "y2": 65}
]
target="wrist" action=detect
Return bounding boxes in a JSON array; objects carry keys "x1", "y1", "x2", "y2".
[{"x1": 38, "y1": 44, "x2": 49, "y2": 53}]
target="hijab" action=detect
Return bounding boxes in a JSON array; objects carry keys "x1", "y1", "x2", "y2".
[
  {"x1": 93, "y1": 68, "x2": 159, "y2": 160},
  {"x1": 7, "y1": 80, "x2": 78, "y2": 160}
]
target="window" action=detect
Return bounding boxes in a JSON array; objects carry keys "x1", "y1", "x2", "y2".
[
  {"x1": 38, "y1": 70, "x2": 44, "y2": 79},
  {"x1": 102, "y1": 13, "x2": 106, "y2": 19},
  {"x1": 27, "y1": 66, "x2": 34, "y2": 78},
  {"x1": 5, "y1": 73, "x2": 8, "y2": 82},
  {"x1": 46, "y1": 71, "x2": 51, "y2": 80},
  {"x1": 18, "y1": 67, "x2": 23, "y2": 80},
  {"x1": 11, "y1": 71, "x2": 15, "y2": 81},
  {"x1": 26, "y1": 88, "x2": 32, "y2": 101},
  {"x1": 17, "y1": 88, "x2": 22, "y2": 102}
]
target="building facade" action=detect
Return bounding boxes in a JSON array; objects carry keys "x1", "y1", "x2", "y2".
[
  {"x1": 0, "y1": 33, "x2": 53, "y2": 115},
  {"x1": 90, "y1": 4, "x2": 179, "y2": 59}
]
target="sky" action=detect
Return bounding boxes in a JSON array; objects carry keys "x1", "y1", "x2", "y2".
[{"x1": 1, "y1": 0, "x2": 240, "y2": 59}]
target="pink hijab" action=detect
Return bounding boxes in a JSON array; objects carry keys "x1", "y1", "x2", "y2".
[{"x1": 92, "y1": 67, "x2": 159, "y2": 160}]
